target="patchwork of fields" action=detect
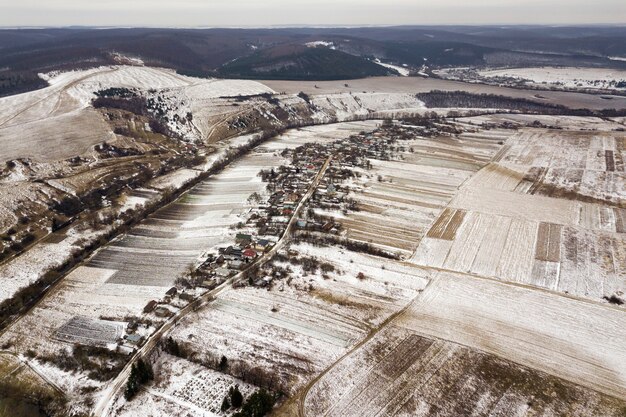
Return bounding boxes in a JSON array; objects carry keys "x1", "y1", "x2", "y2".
[
  {"x1": 0, "y1": 122, "x2": 379, "y2": 400},
  {"x1": 298, "y1": 117, "x2": 626, "y2": 416},
  {"x1": 305, "y1": 323, "x2": 626, "y2": 417},
  {"x1": 90, "y1": 151, "x2": 283, "y2": 287},
  {"x1": 168, "y1": 243, "x2": 431, "y2": 394},
  {"x1": 2, "y1": 105, "x2": 624, "y2": 417},
  {"x1": 324, "y1": 129, "x2": 515, "y2": 256},
  {"x1": 395, "y1": 273, "x2": 626, "y2": 399},
  {"x1": 412, "y1": 127, "x2": 626, "y2": 304}
]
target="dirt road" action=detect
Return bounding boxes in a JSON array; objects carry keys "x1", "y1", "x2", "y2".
[{"x1": 95, "y1": 155, "x2": 332, "y2": 417}]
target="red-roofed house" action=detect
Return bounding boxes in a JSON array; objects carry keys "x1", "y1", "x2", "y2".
[{"x1": 243, "y1": 248, "x2": 257, "y2": 259}]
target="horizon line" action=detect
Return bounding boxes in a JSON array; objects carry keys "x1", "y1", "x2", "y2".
[{"x1": 1, "y1": 23, "x2": 626, "y2": 30}]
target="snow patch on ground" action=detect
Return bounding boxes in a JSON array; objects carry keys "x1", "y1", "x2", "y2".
[
  {"x1": 373, "y1": 59, "x2": 410, "y2": 76},
  {"x1": 305, "y1": 41, "x2": 336, "y2": 49},
  {"x1": 478, "y1": 66, "x2": 626, "y2": 90}
]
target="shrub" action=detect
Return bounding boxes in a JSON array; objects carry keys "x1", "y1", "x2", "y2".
[
  {"x1": 229, "y1": 385, "x2": 244, "y2": 408},
  {"x1": 221, "y1": 396, "x2": 231, "y2": 412},
  {"x1": 219, "y1": 355, "x2": 229, "y2": 372},
  {"x1": 297, "y1": 91, "x2": 311, "y2": 103},
  {"x1": 233, "y1": 389, "x2": 275, "y2": 417},
  {"x1": 603, "y1": 295, "x2": 624, "y2": 305},
  {"x1": 124, "y1": 359, "x2": 153, "y2": 401}
]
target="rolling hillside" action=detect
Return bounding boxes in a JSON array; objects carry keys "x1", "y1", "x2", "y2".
[{"x1": 218, "y1": 44, "x2": 395, "y2": 80}]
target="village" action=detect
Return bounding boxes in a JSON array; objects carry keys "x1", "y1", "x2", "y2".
[{"x1": 114, "y1": 121, "x2": 429, "y2": 352}]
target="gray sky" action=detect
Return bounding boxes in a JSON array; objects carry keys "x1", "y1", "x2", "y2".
[{"x1": 2, "y1": 0, "x2": 626, "y2": 27}]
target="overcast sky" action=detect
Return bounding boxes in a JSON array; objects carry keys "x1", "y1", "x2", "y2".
[{"x1": 2, "y1": 0, "x2": 626, "y2": 27}]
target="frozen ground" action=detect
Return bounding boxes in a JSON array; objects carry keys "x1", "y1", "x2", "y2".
[
  {"x1": 0, "y1": 65, "x2": 273, "y2": 163},
  {"x1": 395, "y1": 272, "x2": 626, "y2": 399},
  {"x1": 411, "y1": 124, "x2": 625, "y2": 304},
  {"x1": 167, "y1": 251, "x2": 429, "y2": 396},
  {"x1": 305, "y1": 321, "x2": 626, "y2": 417},
  {"x1": 478, "y1": 67, "x2": 626, "y2": 91},
  {"x1": 259, "y1": 76, "x2": 626, "y2": 110}
]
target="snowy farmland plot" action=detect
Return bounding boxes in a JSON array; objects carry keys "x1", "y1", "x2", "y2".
[
  {"x1": 331, "y1": 129, "x2": 513, "y2": 256},
  {"x1": 478, "y1": 67, "x2": 626, "y2": 91},
  {"x1": 169, "y1": 286, "x2": 365, "y2": 394},
  {"x1": 259, "y1": 121, "x2": 381, "y2": 151},
  {"x1": 304, "y1": 323, "x2": 626, "y2": 417},
  {"x1": 259, "y1": 76, "x2": 626, "y2": 111},
  {"x1": 53, "y1": 316, "x2": 125, "y2": 348},
  {"x1": 0, "y1": 266, "x2": 163, "y2": 356},
  {"x1": 167, "y1": 242, "x2": 430, "y2": 395},
  {"x1": 394, "y1": 272, "x2": 626, "y2": 400},
  {"x1": 435, "y1": 66, "x2": 626, "y2": 93},
  {"x1": 412, "y1": 122, "x2": 626, "y2": 304}
]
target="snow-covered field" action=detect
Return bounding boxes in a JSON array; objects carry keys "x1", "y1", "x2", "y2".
[
  {"x1": 297, "y1": 117, "x2": 626, "y2": 416},
  {"x1": 167, "y1": 242, "x2": 430, "y2": 396},
  {"x1": 478, "y1": 66, "x2": 626, "y2": 90},
  {"x1": 395, "y1": 272, "x2": 626, "y2": 399},
  {"x1": 90, "y1": 151, "x2": 284, "y2": 288},
  {"x1": 0, "y1": 65, "x2": 273, "y2": 162},
  {"x1": 372, "y1": 59, "x2": 410, "y2": 76},
  {"x1": 0, "y1": 122, "x2": 381, "y2": 407},
  {"x1": 260, "y1": 121, "x2": 380, "y2": 151},
  {"x1": 2, "y1": 85, "x2": 626, "y2": 417},
  {"x1": 260, "y1": 76, "x2": 626, "y2": 110},
  {"x1": 305, "y1": 323, "x2": 626, "y2": 417},
  {"x1": 0, "y1": 266, "x2": 164, "y2": 356},
  {"x1": 326, "y1": 129, "x2": 512, "y2": 256},
  {"x1": 411, "y1": 125, "x2": 625, "y2": 304}
]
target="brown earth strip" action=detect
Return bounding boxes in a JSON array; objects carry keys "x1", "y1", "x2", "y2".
[
  {"x1": 491, "y1": 143, "x2": 512, "y2": 162},
  {"x1": 376, "y1": 334, "x2": 433, "y2": 380},
  {"x1": 354, "y1": 202, "x2": 386, "y2": 214},
  {"x1": 441, "y1": 210, "x2": 467, "y2": 240},
  {"x1": 427, "y1": 208, "x2": 467, "y2": 241},
  {"x1": 347, "y1": 231, "x2": 415, "y2": 251},
  {"x1": 605, "y1": 150, "x2": 615, "y2": 172},
  {"x1": 615, "y1": 208, "x2": 626, "y2": 233},
  {"x1": 360, "y1": 191, "x2": 443, "y2": 209},
  {"x1": 526, "y1": 167, "x2": 548, "y2": 195},
  {"x1": 426, "y1": 208, "x2": 455, "y2": 239},
  {"x1": 613, "y1": 149, "x2": 624, "y2": 172},
  {"x1": 535, "y1": 222, "x2": 563, "y2": 262}
]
